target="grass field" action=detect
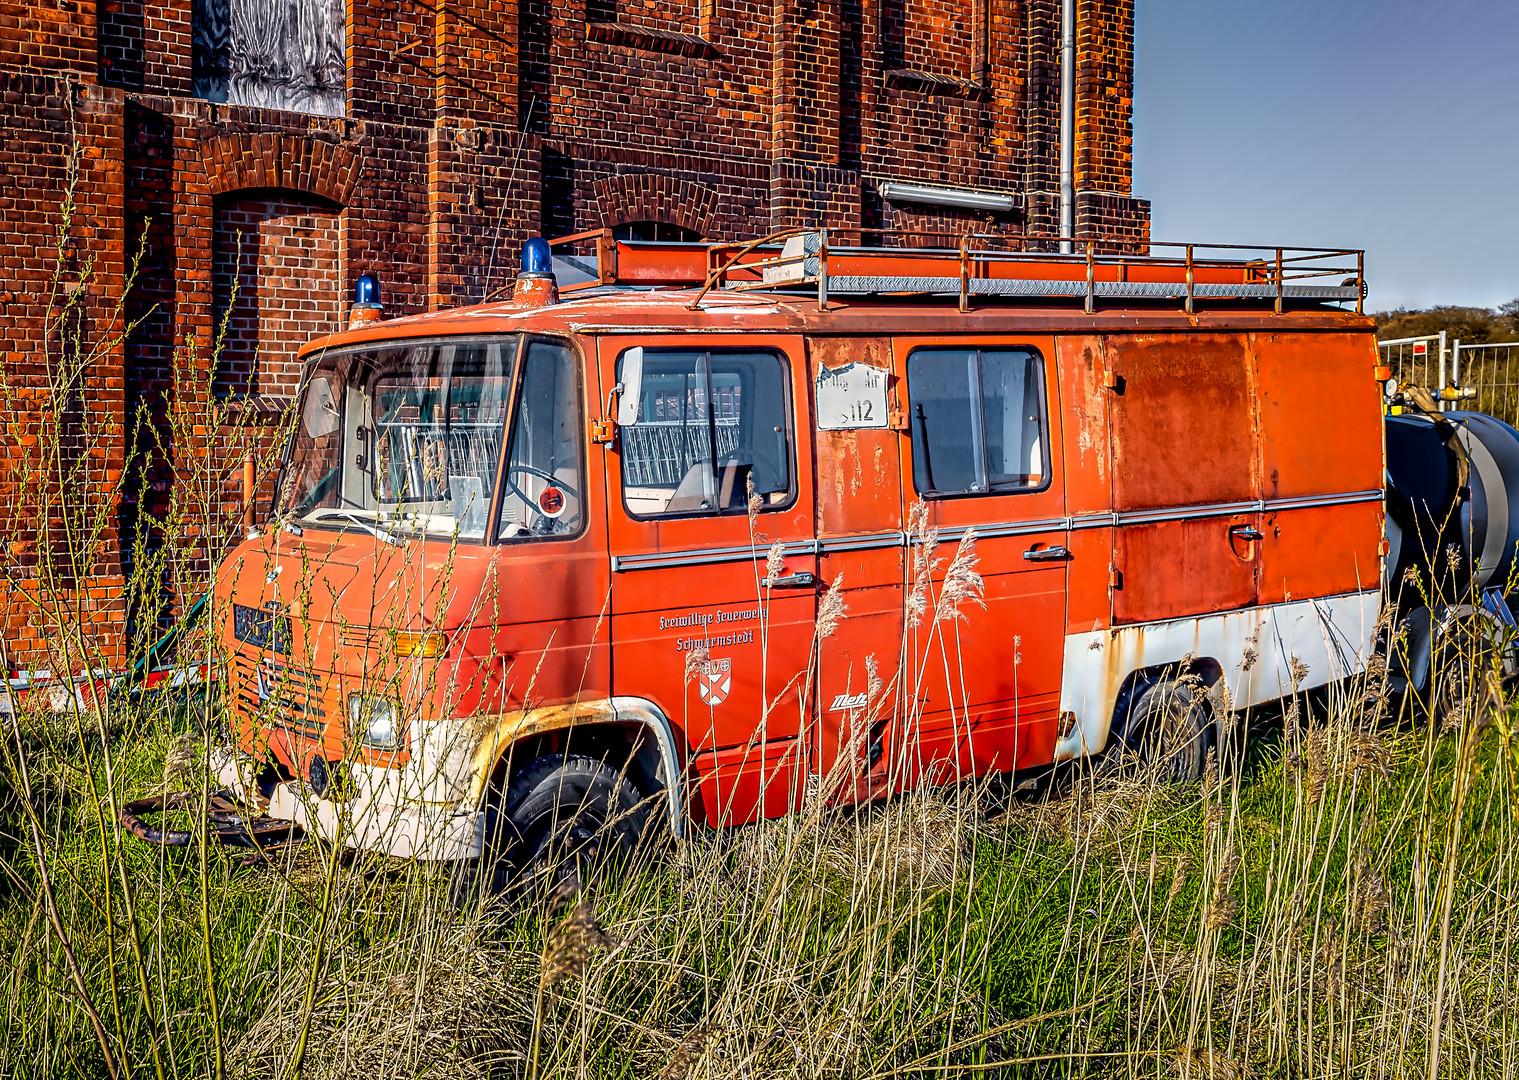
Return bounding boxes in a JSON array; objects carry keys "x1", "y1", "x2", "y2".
[{"x1": 0, "y1": 663, "x2": 1514, "y2": 1080}]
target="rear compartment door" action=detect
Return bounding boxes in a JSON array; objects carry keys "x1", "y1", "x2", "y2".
[
  {"x1": 1254, "y1": 331, "x2": 1384, "y2": 605},
  {"x1": 598, "y1": 334, "x2": 817, "y2": 826},
  {"x1": 1106, "y1": 333, "x2": 1261, "y2": 624},
  {"x1": 893, "y1": 335, "x2": 1069, "y2": 785}
]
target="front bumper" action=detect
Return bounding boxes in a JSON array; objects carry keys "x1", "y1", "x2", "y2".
[{"x1": 212, "y1": 745, "x2": 485, "y2": 861}]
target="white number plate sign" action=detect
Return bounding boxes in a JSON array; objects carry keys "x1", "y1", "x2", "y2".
[{"x1": 815, "y1": 362, "x2": 888, "y2": 430}]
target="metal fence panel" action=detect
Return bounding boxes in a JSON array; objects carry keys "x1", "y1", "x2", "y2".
[
  {"x1": 1380, "y1": 336, "x2": 1519, "y2": 427},
  {"x1": 1451, "y1": 343, "x2": 1519, "y2": 428},
  {"x1": 1379, "y1": 334, "x2": 1443, "y2": 395}
]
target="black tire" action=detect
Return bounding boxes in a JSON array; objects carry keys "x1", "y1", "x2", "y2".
[
  {"x1": 1415, "y1": 605, "x2": 1519, "y2": 729},
  {"x1": 451, "y1": 753, "x2": 650, "y2": 909},
  {"x1": 1114, "y1": 677, "x2": 1216, "y2": 784}
]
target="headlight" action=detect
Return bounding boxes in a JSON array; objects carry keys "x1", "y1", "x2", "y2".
[{"x1": 348, "y1": 693, "x2": 403, "y2": 750}]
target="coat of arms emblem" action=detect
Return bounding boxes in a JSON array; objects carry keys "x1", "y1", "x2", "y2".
[{"x1": 696, "y1": 657, "x2": 732, "y2": 706}]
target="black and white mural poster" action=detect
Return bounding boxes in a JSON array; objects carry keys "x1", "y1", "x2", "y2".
[{"x1": 194, "y1": 0, "x2": 346, "y2": 116}]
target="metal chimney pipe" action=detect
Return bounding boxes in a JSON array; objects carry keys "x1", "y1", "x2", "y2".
[{"x1": 1058, "y1": 0, "x2": 1075, "y2": 254}]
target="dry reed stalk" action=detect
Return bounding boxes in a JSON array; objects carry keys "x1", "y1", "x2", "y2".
[{"x1": 540, "y1": 901, "x2": 613, "y2": 989}]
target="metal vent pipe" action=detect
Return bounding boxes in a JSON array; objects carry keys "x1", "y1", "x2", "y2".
[{"x1": 1058, "y1": 0, "x2": 1075, "y2": 254}]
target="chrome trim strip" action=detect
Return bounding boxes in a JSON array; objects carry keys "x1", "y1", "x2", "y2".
[
  {"x1": 818, "y1": 530, "x2": 906, "y2": 553},
  {"x1": 611, "y1": 538, "x2": 815, "y2": 572},
  {"x1": 1265, "y1": 489, "x2": 1382, "y2": 512},
  {"x1": 938, "y1": 517, "x2": 1069, "y2": 542},
  {"x1": 1113, "y1": 499, "x2": 1261, "y2": 526},
  {"x1": 609, "y1": 490, "x2": 1385, "y2": 571}
]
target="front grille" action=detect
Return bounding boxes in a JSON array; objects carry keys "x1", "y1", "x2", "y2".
[
  {"x1": 232, "y1": 604, "x2": 291, "y2": 653},
  {"x1": 232, "y1": 653, "x2": 328, "y2": 739}
]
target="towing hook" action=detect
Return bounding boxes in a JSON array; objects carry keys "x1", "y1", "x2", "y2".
[{"x1": 121, "y1": 789, "x2": 304, "y2": 850}]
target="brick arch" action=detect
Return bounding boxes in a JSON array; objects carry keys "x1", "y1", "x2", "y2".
[
  {"x1": 593, "y1": 173, "x2": 718, "y2": 237},
  {"x1": 204, "y1": 133, "x2": 361, "y2": 206}
]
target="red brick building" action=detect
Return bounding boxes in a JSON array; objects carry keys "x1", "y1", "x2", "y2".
[{"x1": 0, "y1": 0, "x2": 1147, "y2": 666}]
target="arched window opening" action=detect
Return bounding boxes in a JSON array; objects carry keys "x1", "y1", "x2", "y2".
[{"x1": 612, "y1": 221, "x2": 703, "y2": 243}]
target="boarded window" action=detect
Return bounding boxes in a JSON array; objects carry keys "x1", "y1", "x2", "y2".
[
  {"x1": 213, "y1": 192, "x2": 343, "y2": 400},
  {"x1": 611, "y1": 222, "x2": 703, "y2": 243},
  {"x1": 194, "y1": 0, "x2": 346, "y2": 115}
]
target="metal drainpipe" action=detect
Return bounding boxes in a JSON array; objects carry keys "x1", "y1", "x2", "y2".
[{"x1": 1058, "y1": 0, "x2": 1075, "y2": 254}]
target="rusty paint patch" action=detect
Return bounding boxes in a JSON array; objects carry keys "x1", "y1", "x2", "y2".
[{"x1": 463, "y1": 699, "x2": 620, "y2": 805}]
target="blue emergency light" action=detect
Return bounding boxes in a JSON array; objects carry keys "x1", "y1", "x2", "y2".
[
  {"x1": 354, "y1": 273, "x2": 380, "y2": 306},
  {"x1": 521, "y1": 237, "x2": 553, "y2": 277}
]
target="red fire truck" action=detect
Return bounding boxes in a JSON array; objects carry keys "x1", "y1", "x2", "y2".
[{"x1": 206, "y1": 230, "x2": 1390, "y2": 882}]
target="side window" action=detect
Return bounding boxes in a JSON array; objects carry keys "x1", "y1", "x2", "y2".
[
  {"x1": 908, "y1": 347, "x2": 1048, "y2": 496},
  {"x1": 498, "y1": 341, "x2": 584, "y2": 540},
  {"x1": 617, "y1": 348, "x2": 794, "y2": 518}
]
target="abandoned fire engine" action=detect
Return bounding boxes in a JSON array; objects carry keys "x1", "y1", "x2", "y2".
[{"x1": 203, "y1": 228, "x2": 1402, "y2": 887}]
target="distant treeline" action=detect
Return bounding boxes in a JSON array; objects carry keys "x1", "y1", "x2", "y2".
[{"x1": 1375, "y1": 301, "x2": 1519, "y2": 343}]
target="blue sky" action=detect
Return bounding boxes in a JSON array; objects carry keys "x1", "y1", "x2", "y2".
[{"x1": 1133, "y1": 0, "x2": 1519, "y2": 312}]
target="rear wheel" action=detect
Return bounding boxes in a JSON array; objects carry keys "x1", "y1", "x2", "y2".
[
  {"x1": 1112, "y1": 676, "x2": 1216, "y2": 784},
  {"x1": 451, "y1": 753, "x2": 650, "y2": 909},
  {"x1": 1413, "y1": 605, "x2": 1519, "y2": 729}
]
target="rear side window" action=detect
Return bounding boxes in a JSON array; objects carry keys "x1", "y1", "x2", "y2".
[
  {"x1": 617, "y1": 348, "x2": 794, "y2": 518},
  {"x1": 907, "y1": 346, "x2": 1048, "y2": 496}
]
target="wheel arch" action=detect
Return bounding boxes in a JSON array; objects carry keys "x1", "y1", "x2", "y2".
[
  {"x1": 1057, "y1": 593, "x2": 1380, "y2": 764},
  {"x1": 464, "y1": 696, "x2": 688, "y2": 839},
  {"x1": 1106, "y1": 657, "x2": 1225, "y2": 749}
]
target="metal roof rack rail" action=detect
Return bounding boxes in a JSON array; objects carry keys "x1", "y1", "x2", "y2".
[{"x1": 546, "y1": 228, "x2": 1366, "y2": 316}]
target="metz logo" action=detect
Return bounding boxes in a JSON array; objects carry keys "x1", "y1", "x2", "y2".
[{"x1": 829, "y1": 691, "x2": 868, "y2": 712}]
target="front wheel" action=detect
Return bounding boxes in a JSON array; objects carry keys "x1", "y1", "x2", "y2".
[{"x1": 451, "y1": 753, "x2": 650, "y2": 908}]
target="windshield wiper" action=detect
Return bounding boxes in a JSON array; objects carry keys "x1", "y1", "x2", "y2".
[{"x1": 321, "y1": 509, "x2": 404, "y2": 546}]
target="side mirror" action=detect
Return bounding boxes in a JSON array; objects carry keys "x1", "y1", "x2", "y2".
[{"x1": 616, "y1": 347, "x2": 643, "y2": 427}]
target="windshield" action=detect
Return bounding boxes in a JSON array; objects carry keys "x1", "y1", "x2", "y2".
[{"x1": 279, "y1": 337, "x2": 518, "y2": 541}]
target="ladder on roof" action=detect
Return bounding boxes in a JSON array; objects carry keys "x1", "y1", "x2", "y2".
[{"x1": 547, "y1": 227, "x2": 1367, "y2": 315}]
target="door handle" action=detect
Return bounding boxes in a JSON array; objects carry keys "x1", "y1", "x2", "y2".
[
  {"x1": 763, "y1": 571, "x2": 816, "y2": 588},
  {"x1": 1023, "y1": 545, "x2": 1071, "y2": 562},
  {"x1": 1229, "y1": 525, "x2": 1264, "y2": 542}
]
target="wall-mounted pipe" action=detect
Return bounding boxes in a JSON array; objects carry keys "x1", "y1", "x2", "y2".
[{"x1": 1058, "y1": 0, "x2": 1075, "y2": 254}]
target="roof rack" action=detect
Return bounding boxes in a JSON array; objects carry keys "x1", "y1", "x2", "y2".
[{"x1": 547, "y1": 228, "x2": 1366, "y2": 315}]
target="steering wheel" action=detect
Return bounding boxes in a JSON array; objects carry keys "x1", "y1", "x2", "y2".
[{"x1": 504, "y1": 463, "x2": 580, "y2": 531}]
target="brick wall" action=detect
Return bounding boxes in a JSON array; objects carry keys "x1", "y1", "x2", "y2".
[
  {"x1": 0, "y1": 77, "x2": 127, "y2": 665},
  {"x1": 0, "y1": 0, "x2": 1147, "y2": 666}
]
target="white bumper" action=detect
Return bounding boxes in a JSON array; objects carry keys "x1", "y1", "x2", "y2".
[{"x1": 212, "y1": 746, "x2": 485, "y2": 861}]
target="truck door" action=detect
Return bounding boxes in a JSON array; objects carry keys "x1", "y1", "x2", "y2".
[
  {"x1": 484, "y1": 335, "x2": 614, "y2": 710},
  {"x1": 1105, "y1": 333, "x2": 1260, "y2": 624},
  {"x1": 893, "y1": 336, "x2": 1069, "y2": 785},
  {"x1": 598, "y1": 335, "x2": 817, "y2": 826},
  {"x1": 807, "y1": 336, "x2": 905, "y2": 803}
]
